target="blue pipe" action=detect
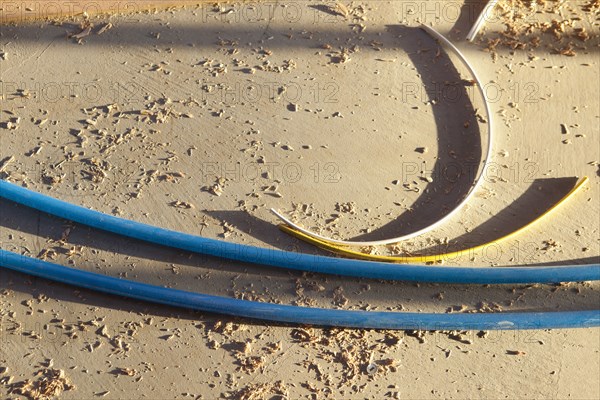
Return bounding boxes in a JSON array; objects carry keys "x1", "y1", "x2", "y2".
[
  {"x1": 1, "y1": 249, "x2": 598, "y2": 330},
  {"x1": 1, "y1": 180, "x2": 599, "y2": 284}
]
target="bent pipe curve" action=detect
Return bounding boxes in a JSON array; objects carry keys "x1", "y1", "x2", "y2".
[
  {"x1": 1, "y1": 250, "x2": 599, "y2": 330},
  {"x1": 1, "y1": 180, "x2": 599, "y2": 284},
  {"x1": 271, "y1": 24, "x2": 495, "y2": 246}
]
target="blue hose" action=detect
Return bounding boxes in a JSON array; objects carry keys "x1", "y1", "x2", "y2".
[
  {"x1": 1, "y1": 180, "x2": 599, "y2": 284},
  {"x1": 1, "y1": 249, "x2": 598, "y2": 330}
]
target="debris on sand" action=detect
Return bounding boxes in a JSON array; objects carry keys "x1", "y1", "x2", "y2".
[
  {"x1": 170, "y1": 200, "x2": 195, "y2": 209},
  {"x1": 97, "y1": 23, "x2": 113, "y2": 35},
  {"x1": 69, "y1": 26, "x2": 92, "y2": 41},
  {"x1": 9, "y1": 369, "x2": 76, "y2": 400},
  {"x1": 328, "y1": 46, "x2": 358, "y2": 64},
  {"x1": 481, "y1": 1, "x2": 597, "y2": 57},
  {"x1": 114, "y1": 367, "x2": 136, "y2": 376},
  {"x1": 0, "y1": 155, "x2": 15, "y2": 173},
  {"x1": 204, "y1": 177, "x2": 226, "y2": 196},
  {"x1": 226, "y1": 380, "x2": 287, "y2": 400}
]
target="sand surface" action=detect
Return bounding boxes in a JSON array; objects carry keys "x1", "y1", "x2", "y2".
[{"x1": 1, "y1": 1, "x2": 599, "y2": 399}]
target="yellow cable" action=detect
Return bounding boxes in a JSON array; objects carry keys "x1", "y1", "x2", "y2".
[{"x1": 278, "y1": 177, "x2": 589, "y2": 264}]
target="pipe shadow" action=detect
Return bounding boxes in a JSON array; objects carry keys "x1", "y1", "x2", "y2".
[
  {"x1": 450, "y1": 0, "x2": 489, "y2": 37},
  {"x1": 205, "y1": 209, "x2": 300, "y2": 248},
  {"x1": 0, "y1": 198, "x2": 283, "y2": 278},
  {"x1": 414, "y1": 177, "x2": 589, "y2": 255},
  {"x1": 344, "y1": 24, "x2": 483, "y2": 242}
]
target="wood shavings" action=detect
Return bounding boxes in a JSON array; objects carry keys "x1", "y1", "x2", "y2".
[
  {"x1": 42, "y1": 173, "x2": 65, "y2": 186},
  {"x1": 195, "y1": 59, "x2": 228, "y2": 77},
  {"x1": 81, "y1": 157, "x2": 111, "y2": 183},
  {"x1": 1, "y1": 117, "x2": 20, "y2": 130},
  {"x1": 290, "y1": 328, "x2": 319, "y2": 343},
  {"x1": 318, "y1": 2, "x2": 349, "y2": 18},
  {"x1": 212, "y1": 321, "x2": 245, "y2": 335},
  {"x1": 557, "y1": 44, "x2": 577, "y2": 57},
  {"x1": 205, "y1": 178, "x2": 226, "y2": 196},
  {"x1": 291, "y1": 327, "x2": 404, "y2": 387},
  {"x1": 226, "y1": 380, "x2": 287, "y2": 400},
  {"x1": 0, "y1": 7, "x2": 596, "y2": 399},
  {"x1": 9, "y1": 369, "x2": 75, "y2": 400},
  {"x1": 263, "y1": 341, "x2": 281, "y2": 354},
  {"x1": 220, "y1": 221, "x2": 235, "y2": 238},
  {"x1": 257, "y1": 59, "x2": 297, "y2": 73},
  {"x1": 542, "y1": 239, "x2": 561, "y2": 250},
  {"x1": 97, "y1": 23, "x2": 113, "y2": 35},
  {"x1": 170, "y1": 201, "x2": 195, "y2": 209},
  {"x1": 479, "y1": 0, "x2": 597, "y2": 56},
  {"x1": 583, "y1": 0, "x2": 600, "y2": 12},
  {"x1": 335, "y1": 202, "x2": 356, "y2": 214},
  {"x1": 65, "y1": 246, "x2": 83, "y2": 258},
  {"x1": 235, "y1": 355, "x2": 265, "y2": 373},
  {"x1": 97, "y1": 325, "x2": 110, "y2": 338},
  {"x1": 16, "y1": 89, "x2": 31, "y2": 98},
  {"x1": 114, "y1": 367, "x2": 136, "y2": 376},
  {"x1": 157, "y1": 171, "x2": 185, "y2": 183},
  {"x1": 69, "y1": 26, "x2": 92, "y2": 41},
  {"x1": 0, "y1": 155, "x2": 14, "y2": 173},
  {"x1": 262, "y1": 185, "x2": 283, "y2": 198},
  {"x1": 333, "y1": 286, "x2": 349, "y2": 307},
  {"x1": 38, "y1": 248, "x2": 58, "y2": 260},
  {"x1": 328, "y1": 46, "x2": 358, "y2": 64}
]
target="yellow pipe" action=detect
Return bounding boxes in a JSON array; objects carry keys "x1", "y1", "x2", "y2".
[{"x1": 279, "y1": 177, "x2": 589, "y2": 264}]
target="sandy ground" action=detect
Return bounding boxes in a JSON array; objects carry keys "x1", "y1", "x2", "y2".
[{"x1": 0, "y1": 1, "x2": 599, "y2": 399}]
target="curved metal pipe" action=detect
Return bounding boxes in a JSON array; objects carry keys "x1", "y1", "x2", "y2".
[{"x1": 271, "y1": 25, "x2": 494, "y2": 246}]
